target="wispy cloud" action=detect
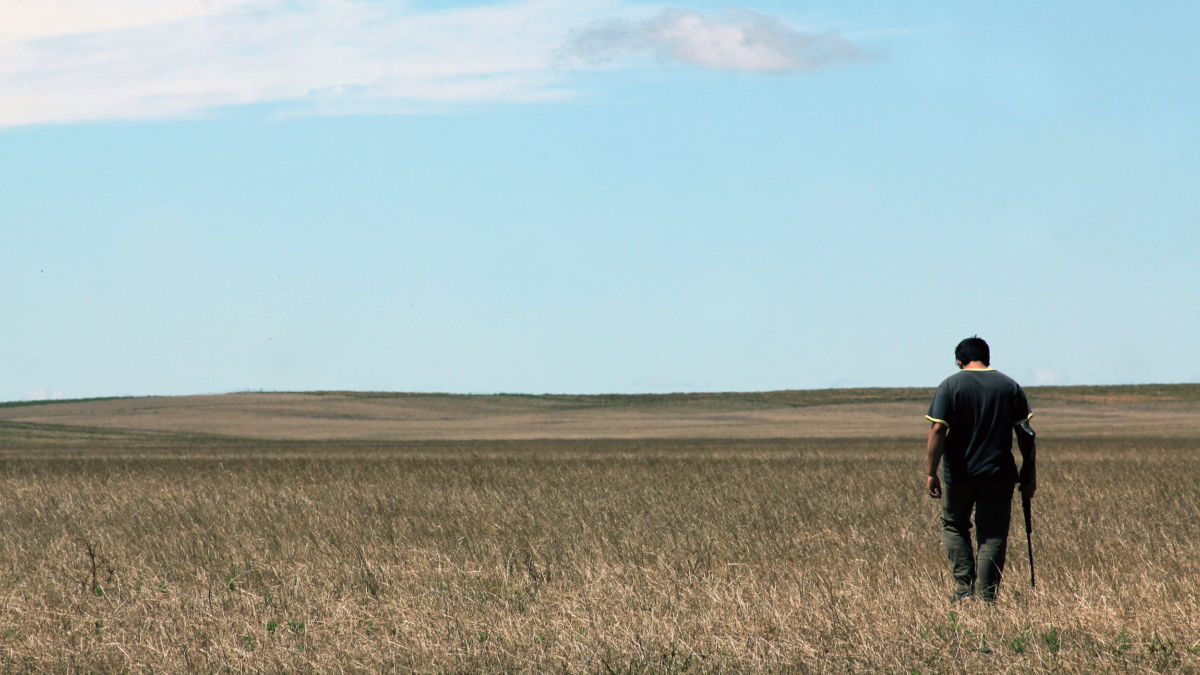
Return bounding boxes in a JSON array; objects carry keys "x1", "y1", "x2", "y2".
[
  {"x1": 1, "y1": 0, "x2": 598, "y2": 126},
  {"x1": 22, "y1": 389, "x2": 66, "y2": 401},
  {"x1": 1032, "y1": 366, "x2": 1063, "y2": 386},
  {"x1": 0, "y1": 1, "x2": 866, "y2": 127},
  {"x1": 559, "y1": 8, "x2": 865, "y2": 72}
]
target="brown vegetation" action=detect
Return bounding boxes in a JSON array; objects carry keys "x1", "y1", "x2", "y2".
[
  {"x1": 1, "y1": 387, "x2": 1198, "y2": 671},
  {"x1": 6, "y1": 384, "x2": 1200, "y2": 440}
]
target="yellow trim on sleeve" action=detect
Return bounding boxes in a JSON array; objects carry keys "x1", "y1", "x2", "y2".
[
  {"x1": 925, "y1": 415, "x2": 949, "y2": 427},
  {"x1": 1012, "y1": 412, "x2": 1034, "y2": 425}
]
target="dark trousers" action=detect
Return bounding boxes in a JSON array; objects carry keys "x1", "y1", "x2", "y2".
[{"x1": 941, "y1": 480, "x2": 1014, "y2": 601}]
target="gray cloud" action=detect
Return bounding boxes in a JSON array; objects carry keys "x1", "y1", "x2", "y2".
[{"x1": 560, "y1": 8, "x2": 865, "y2": 72}]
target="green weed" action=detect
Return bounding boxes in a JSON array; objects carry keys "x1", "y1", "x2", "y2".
[
  {"x1": 1114, "y1": 630, "x2": 1131, "y2": 655},
  {"x1": 1042, "y1": 627, "x2": 1060, "y2": 653},
  {"x1": 1009, "y1": 631, "x2": 1029, "y2": 655}
]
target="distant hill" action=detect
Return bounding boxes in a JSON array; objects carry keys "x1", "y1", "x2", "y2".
[{"x1": 2, "y1": 384, "x2": 1199, "y2": 442}]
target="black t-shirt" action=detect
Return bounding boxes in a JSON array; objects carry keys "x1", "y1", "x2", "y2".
[{"x1": 926, "y1": 369, "x2": 1033, "y2": 484}]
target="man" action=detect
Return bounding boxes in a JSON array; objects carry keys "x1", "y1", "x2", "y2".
[{"x1": 925, "y1": 336, "x2": 1036, "y2": 602}]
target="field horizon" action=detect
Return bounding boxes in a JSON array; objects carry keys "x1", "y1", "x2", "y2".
[{"x1": 4, "y1": 382, "x2": 1200, "y2": 442}]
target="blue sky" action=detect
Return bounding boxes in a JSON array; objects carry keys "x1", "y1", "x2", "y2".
[{"x1": 3, "y1": 1, "x2": 1199, "y2": 400}]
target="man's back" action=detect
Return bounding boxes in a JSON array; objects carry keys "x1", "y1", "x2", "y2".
[{"x1": 926, "y1": 368, "x2": 1032, "y2": 484}]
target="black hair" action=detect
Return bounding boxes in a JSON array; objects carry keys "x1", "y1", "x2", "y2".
[{"x1": 955, "y1": 336, "x2": 990, "y2": 366}]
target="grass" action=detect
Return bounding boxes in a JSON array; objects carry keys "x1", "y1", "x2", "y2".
[
  {"x1": 1026, "y1": 382, "x2": 1200, "y2": 403},
  {"x1": 0, "y1": 395, "x2": 139, "y2": 409},
  {"x1": 9, "y1": 384, "x2": 1200, "y2": 445},
  {"x1": 1, "y1": 418, "x2": 1198, "y2": 671}
]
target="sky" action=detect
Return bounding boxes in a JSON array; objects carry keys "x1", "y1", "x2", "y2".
[{"x1": 2, "y1": 0, "x2": 1199, "y2": 401}]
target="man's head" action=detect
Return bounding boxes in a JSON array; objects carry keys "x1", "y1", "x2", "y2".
[{"x1": 955, "y1": 336, "x2": 990, "y2": 367}]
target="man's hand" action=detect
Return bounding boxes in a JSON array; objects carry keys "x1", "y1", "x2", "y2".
[
  {"x1": 926, "y1": 422, "x2": 947, "y2": 499},
  {"x1": 1020, "y1": 469, "x2": 1036, "y2": 499},
  {"x1": 926, "y1": 473, "x2": 942, "y2": 499}
]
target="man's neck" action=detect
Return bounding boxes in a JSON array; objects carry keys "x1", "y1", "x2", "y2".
[{"x1": 958, "y1": 360, "x2": 990, "y2": 370}]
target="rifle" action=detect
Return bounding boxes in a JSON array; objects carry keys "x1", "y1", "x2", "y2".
[
  {"x1": 1016, "y1": 420, "x2": 1037, "y2": 588},
  {"x1": 1021, "y1": 488, "x2": 1035, "y2": 588}
]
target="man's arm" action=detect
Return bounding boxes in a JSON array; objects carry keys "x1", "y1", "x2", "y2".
[
  {"x1": 1015, "y1": 420, "x2": 1036, "y2": 498},
  {"x1": 926, "y1": 422, "x2": 947, "y2": 498}
]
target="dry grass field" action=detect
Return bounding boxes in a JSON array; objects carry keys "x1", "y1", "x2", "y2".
[{"x1": 1, "y1": 386, "x2": 1198, "y2": 672}]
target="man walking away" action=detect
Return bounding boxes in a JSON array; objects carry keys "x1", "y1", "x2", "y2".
[{"x1": 925, "y1": 336, "x2": 1037, "y2": 602}]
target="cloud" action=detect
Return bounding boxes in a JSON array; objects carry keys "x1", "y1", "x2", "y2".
[
  {"x1": 627, "y1": 375, "x2": 701, "y2": 393},
  {"x1": 1032, "y1": 366, "x2": 1062, "y2": 386},
  {"x1": 0, "y1": 0, "x2": 609, "y2": 127},
  {"x1": 559, "y1": 8, "x2": 865, "y2": 72},
  {"x1": 0, "y1": 0, "x2": 249, "y2": 43},
  {"x1": 23, "y1": 389, "x2": 67, "y2": 401},
  {"x1": 0, "y1": 2, "x2": 865, "y2": 127}
]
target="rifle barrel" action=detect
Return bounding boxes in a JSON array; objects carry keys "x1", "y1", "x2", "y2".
[{"x1": 1022, "y1": 492, "x2": 1035, "y2": 588}]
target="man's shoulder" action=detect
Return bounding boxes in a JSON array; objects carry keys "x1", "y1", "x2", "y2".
[
  {"x1": 987, "y1": 369, "x2": 1025, "y2": 390},
  {"x1": 939, "y1": 369, "x2": 985, "y2": 386},
  {"x1": 936, "y1": 370, "x2": 972, "y2": 385},
  {"x1": 938, "y1": 369, "x2": 1026, "y2": 393}
]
